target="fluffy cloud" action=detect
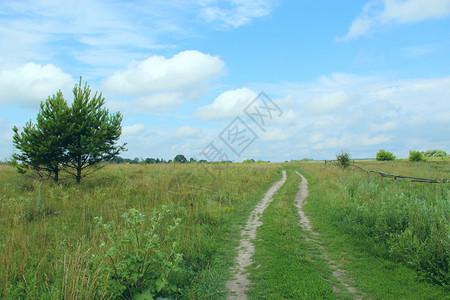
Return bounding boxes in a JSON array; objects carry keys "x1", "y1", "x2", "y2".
[
  {"x1": 174, "y1": 125, "x2": 201, "y2": 138},
  {"x1": 199, "y1": 0, "x2": 276, "y2": 28},
  {"x1": 382, "y1": 0, "x2": 450, "y2": 23},
  {"x1": 339, "y1": 0, "x2": 450, "y2": 40},
  {"x1": 260, "y1": 128, "x2": 289, "y2": 141},
  {"x1": 122, "y1": 124, "x2": 145, "y2": 137},
  {"x1": 0, "y1": 62, "x2": 74, "y2": 107},
  {"x1": 311, "y1": 134, "x2": 391, "y2": 150},
  {"x1": 103, "y1": 50, "x2": 224, "y2": 97},
  {"x1": 258, "y1": 73, "x2": 450, "y2": 159},
  {"x1": 195, "y1": 87, "x2": 258, "y2": 120},
  {"x1": 103, "y1": 50, "x2": 225, "y2": 112},
  {"x1": 306, "y1": 91, "x2": 355, "y2": 115}
]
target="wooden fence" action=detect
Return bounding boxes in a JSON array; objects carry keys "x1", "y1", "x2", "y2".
[{"x1": 324, "y1": 160, "x2": 450, "y2": 186}]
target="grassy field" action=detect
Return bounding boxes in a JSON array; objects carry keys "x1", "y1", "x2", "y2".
[
  {"x1": 298, "y1": 160, "x2": 449, "y2": 298},
  {"x1": 0, "y1": 160, "x2": 448, "y2": 299},
  {"x1": 0, "y1": 163, "x2": 281, "y2": 299}
]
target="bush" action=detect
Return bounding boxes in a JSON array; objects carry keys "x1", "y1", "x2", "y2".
[
  {"x1": 376, "y1": 150, "x2": 396, "y2": 161},
  {"x1": 409, "y1": 150, "x2": 425, "y2": 162},
  {"x1": 336, "y1": 150, "x2": 351, "y2": 168},
  {"x1": 242, "y1": 159, "x2": 255, "y2": 164},
  {"x1": 94, "y1": 206, "x2": 183, "y2": 299},
  {"x1": 423, "y1": 150, "x2": 447, "y2": 158}
]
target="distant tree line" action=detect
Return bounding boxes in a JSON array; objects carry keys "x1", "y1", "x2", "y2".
[
  {"x1": 111, "y1": 154, "x2": 212, "y2": 165},
  {"x1": 376, "y1": 149, "x2": 448, "y2": 162},
  {"x1": 242, "y1": 159, "x2": 270, "y2": 163}
]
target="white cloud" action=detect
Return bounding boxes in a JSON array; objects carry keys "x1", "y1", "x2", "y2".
[
  {"x1": 370, "y1": 121, "x2": 397, "y2": 132},
  {"x1": 199, "y1": 0, "x2": 276, "y2": 28},
  {"x1": 104, "y1": 50, "x2": 225, "y2": 112},
  {"x1": 257, "y1": 73, "x2": 450, "y2": 158},
  {"x1": 0, "y1": 1, "x2": 189, "y2": 68},
  {"x1": 382, "y1": 0, "x2": 450, "y2": 23},
  {"x1": 174, "y1": 125, "x2": 201, "y2": 138},
  {"x1": 195, "y1": 87, "x2": 258, "y2": 120},
  {"x1": 122, "y1": 124, "x2": 145, "y2": 137},
  {"x1": 108, "y1": 93, "x2": 186, "y2": 114},
  {"x1": 0, "y1": 62, "x2": 74, "y2": 107},
  {"x1": 311, "y1": 134, "x2": 391, "y2": 150},
  {"x1": 271, "y1": 109, "x2": 297, "y2": 126},
  {"x1": 103, "y1": 50, "x2": 224, "y2": 97},
  {"x1": 312, "y1": 136, "x2": 352, "y2": 150},
  {"x1": 66, "y1": 73, "x2": 450, "y2": 161},
  {"x1": 339, "y1": 0, "x2": 450, "y2": 40},
  {"x1": 0, "y1": 1, "x2": 277, "y2": 71},
  {"x1": 306, "y1": 91, "x2": 355, "y2": 115},
  {"x1": 360, "y1": 134, "x2": 391, "y2": 146},
  {"x1": 260, "y1": 128, "x2": 289, "y2": 141}
]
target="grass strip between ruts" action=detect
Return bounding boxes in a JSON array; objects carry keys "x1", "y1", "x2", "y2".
[{"x1": 246, "y1": 168, "x2": 336, "y2": 299}]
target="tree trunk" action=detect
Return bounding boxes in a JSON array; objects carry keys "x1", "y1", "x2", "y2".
[
  {"x1": 76, "y1": 168, "x2": 81, "y2": 184},
  {"x1": 76, "y1": 159, "x2": 82, "y2": 184},
  {"x1": 54, "y1": 167, "x2": 59, "y2": 182}
]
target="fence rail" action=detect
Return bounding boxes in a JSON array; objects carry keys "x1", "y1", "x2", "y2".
[{"x1": 325, "y1": 161, "x2": 450, "y2": 186}]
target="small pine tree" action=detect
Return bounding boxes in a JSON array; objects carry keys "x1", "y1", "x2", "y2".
[
  {"x1": 336, "y1": 150, "x2": 351, "y2": 168},
  {"x1": 12, "y1": 91, "x2": 70, "y2": 182},
  {"x1": 65, "y1": 79, "x2": 126, "y2": 183},
  {"x1": 12, "y1": 78, "x2": 126, "y2": 183}
]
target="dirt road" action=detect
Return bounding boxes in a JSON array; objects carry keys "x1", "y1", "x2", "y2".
[
  {"x1": 226, "y1": 170, "x2": 287, "y2": 300},
  {"x1": 226, "y1": 170, "x2": 359, "y2": 299}
]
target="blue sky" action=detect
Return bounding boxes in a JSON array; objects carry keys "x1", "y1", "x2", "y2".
[{"x1": 1, "y1": 0, "x2": 449, "y2": 162}]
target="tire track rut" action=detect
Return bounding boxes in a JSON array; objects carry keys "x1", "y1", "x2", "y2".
[
  {"x1": 294, "y1": 171, "x2": 360, "y2": 298},
  {"x1": 226, "y1": 170, "x2": 287, "y2": 300}
]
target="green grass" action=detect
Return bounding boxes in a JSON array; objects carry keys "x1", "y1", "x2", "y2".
[
  {"x1": 246, "y1": 168, "x2": 336, "y2": 299},
  {"x1": 0, "y1": 163, "x2": 282, "y2": 299},
  {"x1": 1, "y1": 161, "x2": 448, "y2": 299},
  {"x1": 297, "y1": 161, "x2": 449, "y2": 298}
]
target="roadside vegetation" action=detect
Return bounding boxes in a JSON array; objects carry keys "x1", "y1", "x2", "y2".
[{"x1": 298, "y1": 160, "x2": 449, "y2": 297}]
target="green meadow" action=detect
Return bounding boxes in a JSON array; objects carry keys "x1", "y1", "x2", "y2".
[{"x1": 0, "y1": 160, "x2": 448, "y2": 299}]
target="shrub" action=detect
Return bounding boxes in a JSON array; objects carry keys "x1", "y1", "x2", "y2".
[
  {"x1": 409, "y1": 150, "x2": 425, "y2": 162},
  {"x1": 336, "y1": 150, "x2": 351, "y2": 168},
  {"x1": 376, "y1": 150, "x2": 396, "y2": 161},
  {"x1": 94, "y1": 206, "x2": 183, "y2": 299},
  {"x1": 242, "y1": 159, "x2": 255, "y2": 164},
  {"x1": 423, "y1": 150, "x2": 447, "y2": 158}
]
